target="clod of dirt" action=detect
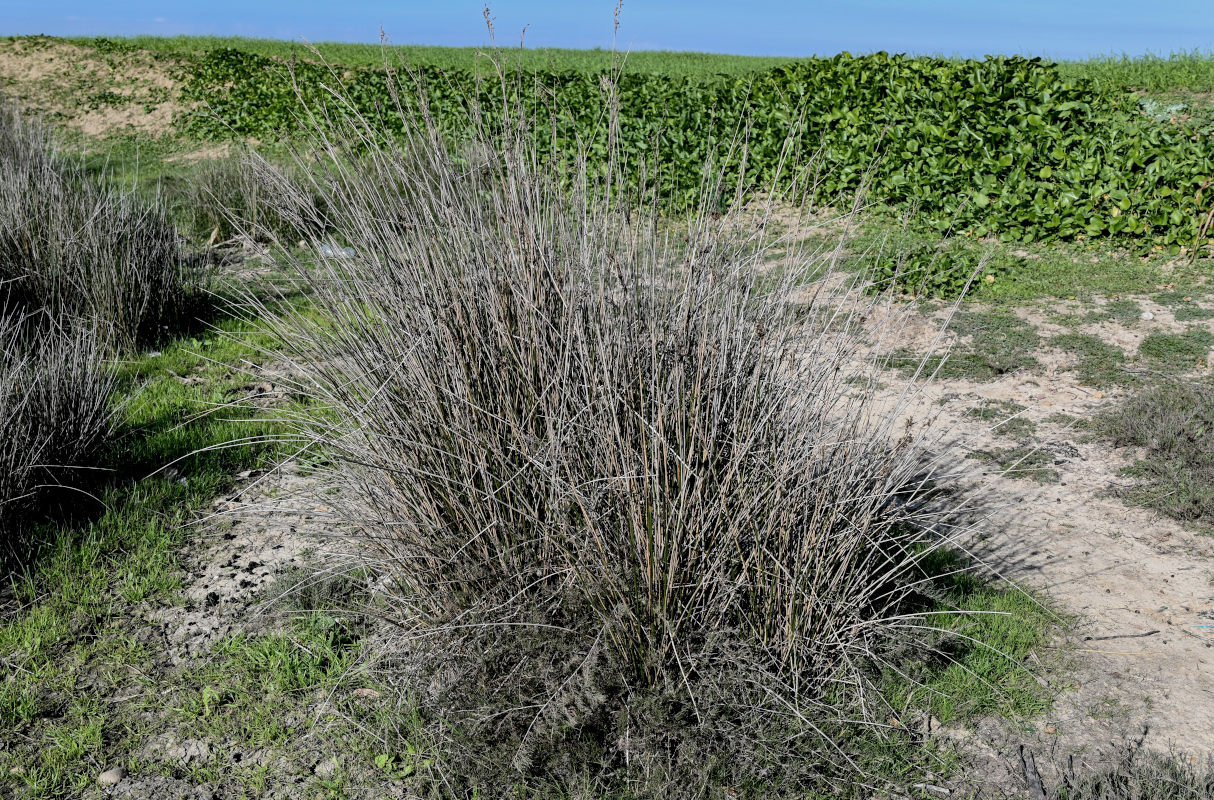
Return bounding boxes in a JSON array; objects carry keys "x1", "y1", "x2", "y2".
[{"x1": 97, "y1": 767, "x2": 127, "y2": 786}]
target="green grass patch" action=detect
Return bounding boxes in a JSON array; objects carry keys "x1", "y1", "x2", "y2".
[
  {"x1": 1175, "y1": 305, "x2": 1214, "y2": 322},
  {"x1": 1099, "y1": 299, "x2": 1146, "y2": 325},
  {"x1": 0, "y1": 313, "x2": 293, "y2": 796},
  {"x1": 1051, "y1": 333, "x2": 1134, "y2": 387},
  {"x1": 1137, "y1": 327, "x2": 1214, "y2": 371},
  {"x1": 165, "y1": 613, "x2": 365, "y2": 748},
  {"x1": 904, "y1": 308, "x2": 1039, "y2": 381},
  {"x1": 882, "y1": 549, "x2": 1054, "y2": 725}
]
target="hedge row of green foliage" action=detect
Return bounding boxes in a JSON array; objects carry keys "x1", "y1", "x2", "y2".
[{"x1": 179, "y1": 49, "x2": 1214, "y2": 252}]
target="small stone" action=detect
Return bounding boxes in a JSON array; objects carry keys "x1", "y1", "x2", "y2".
[
  {"x1": 1140, "y1": 311, "x2": 1155, "y2": 321},
  {"x1": 98, "y1": 767, "x2": 127, "y2": 786}
]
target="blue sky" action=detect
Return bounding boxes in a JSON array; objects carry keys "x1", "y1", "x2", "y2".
[{"x1": 3, "y1": 1, "x2": 1213, "y2": 59}]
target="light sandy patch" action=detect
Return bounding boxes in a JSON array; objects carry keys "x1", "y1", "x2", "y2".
[
  {"x1": 857, "y1": 297, "x2": 1214, "y2": 794},
  {"x1": 0, "y1": 37, "x2": 188, "y2": 138}
]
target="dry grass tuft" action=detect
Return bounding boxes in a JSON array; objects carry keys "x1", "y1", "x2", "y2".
[
  {"x1": 0, "y1": 312, "x2": 116, "y2": 562},
  {"x1": 235, "y1": 61, "x2": 994, "y2": 795},
  {"x1": 0, "y1": 101, "x2": 198, "y2": 347}
]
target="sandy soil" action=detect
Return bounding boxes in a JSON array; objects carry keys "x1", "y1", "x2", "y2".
[
  {"x1": 0, "y1": 38, "x2": 185, "y2": 137},
  {"x1": 866, "y1": 300, "x2": 1214, "y2": 795}
]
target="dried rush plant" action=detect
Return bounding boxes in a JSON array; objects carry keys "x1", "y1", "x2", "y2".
[{"x1": 234, "y1": 61, "x2": 997, "y2": 796}]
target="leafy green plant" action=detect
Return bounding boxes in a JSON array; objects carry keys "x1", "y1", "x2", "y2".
[
  {"x1": 872, "y1": 238, "x2": 994, "y2": 298},
  {"x1": 177, "y1": 49, "x2": 1214, "y2": 254}
]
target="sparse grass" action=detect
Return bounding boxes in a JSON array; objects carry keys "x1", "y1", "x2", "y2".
[
  {"x1": 905, "y1": 308, "x2": 1039, "y2": 382},
  {"x1": 0, "y1": 313, "x2": 293, "y2": 796},
  {"x1": 1175, "y1": 305, "x2": 1214, "y2": 322},
  {"x1": 965, "y1": 399, "x2": 1037, "y2": 438},
  {"x1": 1137, "y1": 327, "x2": 1214, "y2": 372},
  {"x1": 1051, "y1": 333, "x2": 1134, "y2": 388},
  {"x1": 1103, "y1": 299, "x2": 1146, "y2": 325},
  {"x1": 1050, "y1": 747, "x2": 1214, "y2": 798},
  {"x1": 967, "y1": 445, "x2": 1060, "y2": 483},
  {"x1": 1096, "y1": 380, "x2": 1214, "y2": 528},
  {"x1": 844, "y1": 215, "x2": 1193, "y2": 304}
]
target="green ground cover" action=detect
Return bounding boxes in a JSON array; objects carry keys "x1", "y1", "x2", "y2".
[{"x1": 168, "y1": 47, "x2": 1214, "y2": 257}]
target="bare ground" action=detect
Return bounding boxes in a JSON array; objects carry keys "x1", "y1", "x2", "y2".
[
  {"x1": 874, "y1": 299, "x2": 1214, "y2": 795},
  {"x1": 0, "y1": 38, "x2": 185, "y2": 137}
]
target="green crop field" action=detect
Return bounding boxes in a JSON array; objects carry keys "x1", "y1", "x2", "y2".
[
  {"x1": 60, "y1": 34, "x2": 801, "y2": 76},
  {"x1": 169, "y1": 45, "x2": 1214, "y2": 261}
]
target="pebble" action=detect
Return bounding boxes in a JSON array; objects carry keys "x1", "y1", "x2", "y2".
[
  {"x1": 98, "y1": 767, "x2": 127, "y2": 786},
  {"x1": 1140, "y1": 311, "x2": 1155, "y2": 321}
]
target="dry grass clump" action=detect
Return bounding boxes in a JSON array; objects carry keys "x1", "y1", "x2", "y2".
[
  {"x1": 0, "y1": 312, "x2": 115, "y2": 562},
  {"x1": 1050, "y1": 748, "x2": 1214, "y2": 799},
  {"x1": 1097, "y1": 380, "x2": 1214, "y2": 526},
  {"x1": 0, "y1": 102, "x2": 196, "y2": 347},
  {"x1": 239, "y1": 70, "x2": 981, "y2": 796},
  {"x1": 173, "y1": 148, "x2": 324, "y2": 246}
]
